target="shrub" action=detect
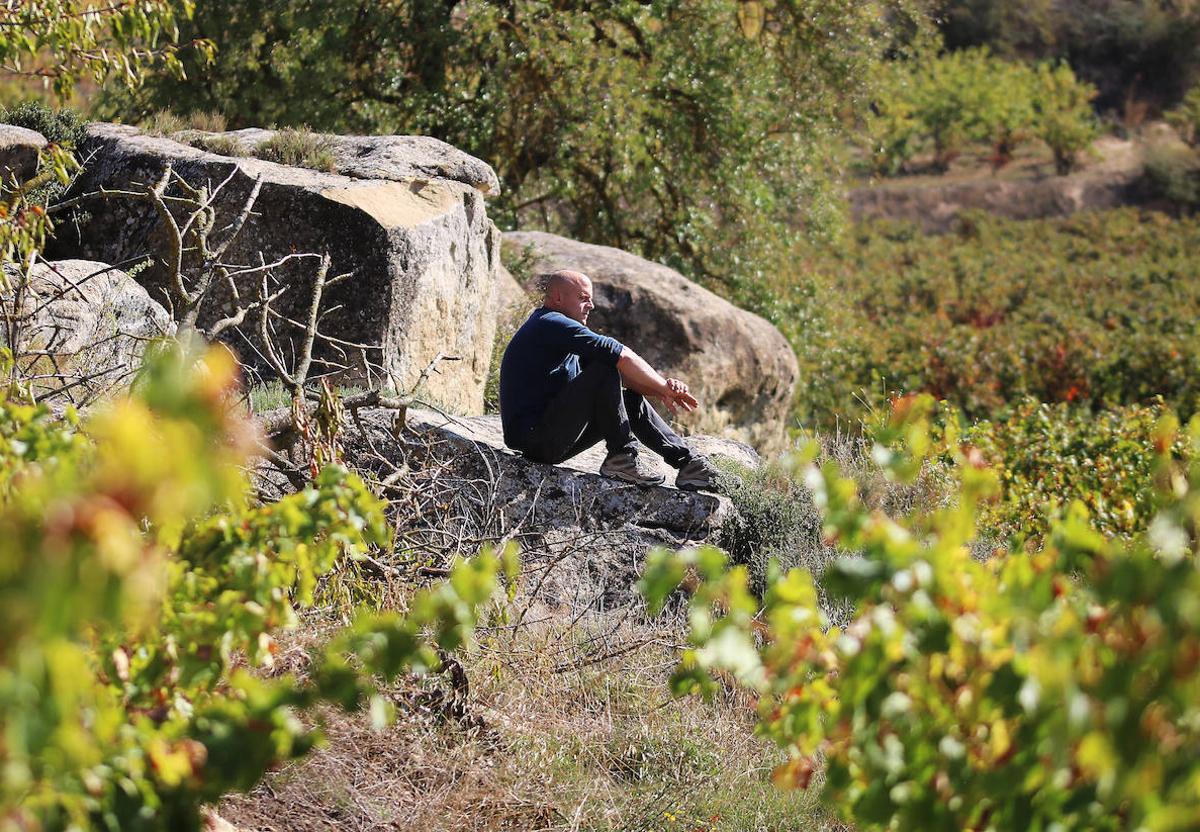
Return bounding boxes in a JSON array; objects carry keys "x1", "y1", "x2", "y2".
[
  {"x1": 1, "y1": 100, "x2": 87, "y2": 147},
  {"x1": 1031, "y1": 61, "x2": 1099, "y2": 175},
  {"x1": 939, "y1": 0, "x2": 1200, "y2": 115},
  {"x1": 716, "y1": 431, "x2": 954, "y2": 622},
  {"x1": 905, "y1": 48, "x2": 998, "y2": 171},
  {"x1": 863, "y1": 49, "x2": 1080, "y2": 175},
  {"x1": 716, "y1": 460, "x2": 828, "y2": 598},
  {"x1": 643, "y1": 395, "x2": 1200, "y2": 832},
  {"x1": 759, "y1": 209, "x2": 1200, "y2": 429},
  {"x1": 1168, "y1": 84, "x2": 1200, "y2": 146},
  {"x1": 1144, "y1": 142, "x2": 1200, "y2": 209},
  {"x1": 0, "y1": 343, "x2": 503, "y2": 829},
  {"x1": 109, "y1": 0, "x2": 916, "y2": 287},
  {"x1": 253, "y1": 127, "x2": 336, "y2": 172},
  {"x1": 968, "y1": 399, "x2": 1195, "y2": 542},
  {"x1": 981, "y1": 59, "x2": 1037, "y2": 166}
]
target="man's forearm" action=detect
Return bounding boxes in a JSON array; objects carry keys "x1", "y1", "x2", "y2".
[{"x1": 616, "y1": 348, "x2": 669, "y2": 397}]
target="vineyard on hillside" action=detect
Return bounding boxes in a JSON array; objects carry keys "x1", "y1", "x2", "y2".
[{"x1": 756, "y1": 208, "x2": 1200, "y2": 430}]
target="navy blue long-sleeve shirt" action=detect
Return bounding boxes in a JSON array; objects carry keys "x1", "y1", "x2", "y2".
[{"x1": 499, "y1": 308, "x2": 625, "y2": 447}]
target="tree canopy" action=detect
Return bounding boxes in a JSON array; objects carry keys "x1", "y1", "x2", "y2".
[
  {"x1": 938, "y1": 0, "x2": 1200, "y2": 113},
  {"x1": 112, "y1": 0, "x2": 926, "y2": 286},
  {"x1": 0, "y1": 0, "x2": 210, "y2": 98}
]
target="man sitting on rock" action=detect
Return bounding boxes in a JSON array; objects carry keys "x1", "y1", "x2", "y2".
[{"x1": 499, "y1": 269, "x2": 723, "y2": 490}]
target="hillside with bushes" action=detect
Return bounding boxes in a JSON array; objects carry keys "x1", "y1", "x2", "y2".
[{"x1": 4, "y1": 2, "x2": 1200, "y2": 831}]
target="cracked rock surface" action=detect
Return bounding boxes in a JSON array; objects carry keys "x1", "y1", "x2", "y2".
[
  {"x1": 277, "y1": 406, "x2": 761, "y2": 609},
  {"x1": 51, "y1": 124, "x2": 501, "y2": 413}
]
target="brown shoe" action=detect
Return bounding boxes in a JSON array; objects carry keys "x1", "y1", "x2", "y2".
[
  {"x1": 600, "y1": 451, "x2": 665, "y2": 486},
  {"x1": 675, "y1": 455, "x2": 724, "y2": 492}
]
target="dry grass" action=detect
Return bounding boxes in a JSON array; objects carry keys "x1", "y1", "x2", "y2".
[
  {"x1": 190, "y1": 133, "x2": 248, "y2": 157},
  {"x1": 219, "y1": 602, "x2": 838, "y2": 832},
  {"x1": 139, "y1": 109, "x2": 228, "y2": 136},
  {"x1": 252, "y1": 128, "x2": 337, "y2": 172}
]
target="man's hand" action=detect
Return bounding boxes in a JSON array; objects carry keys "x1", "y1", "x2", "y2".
[
  {"x1": 661, "y1": 377, "x2": 698, "y2": 415},
  {"x1": 617, "y1": 349, "x2": 699, "y2": 414}
]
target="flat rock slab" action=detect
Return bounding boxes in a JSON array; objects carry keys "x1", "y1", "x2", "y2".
[
  {"x1": 288, "y1": 407, "x2": 761, "y2": 609},
  {"x1": 404, "y1": 407, "x2": 760, "y2": 482},
  {"x1": 186, "y1": 128, "x2": 500, "y2": 194}
]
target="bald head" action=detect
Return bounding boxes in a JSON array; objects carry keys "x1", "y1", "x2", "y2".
[{"x1": 541, "y1": 269, "x2": 595, "y2": 324}]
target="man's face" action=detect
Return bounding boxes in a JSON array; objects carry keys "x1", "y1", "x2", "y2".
[{"x1": 553, "y1": 274, "x2": 594, "y2": 324}]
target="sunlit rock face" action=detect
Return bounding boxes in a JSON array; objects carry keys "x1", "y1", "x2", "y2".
[{"x1": 52, "y1": 124, "x2": 502, "y2": 414}]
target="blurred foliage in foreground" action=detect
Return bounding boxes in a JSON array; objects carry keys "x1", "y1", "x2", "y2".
[
  {"x1": 643, "y1": 394, "x2": 1200, "y2": 832},
  {"x1": 0, "y1": 344, "x2": 502, "y2": 831},
  {"x1": 106, "y1": 0, "x2": 927, "y2": 287},
  {"x1": 756, "y1": 208, "x2": 1200, "y2": 430}
]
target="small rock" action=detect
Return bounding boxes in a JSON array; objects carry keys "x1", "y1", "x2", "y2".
[
  {"x1": 1, "y1": 259, "x2": 174, "y2": 403},
  {"x1": 0, "y1": 124, "x2": 48, "y2": 184}
]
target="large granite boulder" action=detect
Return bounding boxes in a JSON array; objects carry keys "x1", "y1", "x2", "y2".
[
  {"x1": 1, "y1": 259, "x2": 173, "y2": 402},
  {"x1": 267, "y1": 406, "x2": 759, "y2": 609},
  {"x1": 495, "y1": 262, "x2": 528, "y2": 317},
  {"x1": 502, "y1": 231, "x2": 798, "y2": 451},
  {"x1": 184, "y1": 128, "x2": 499, "y2": 194},
  {"x1": 0, "y1": 124, "x2": 47, "y2": 183},
  {"x1": 50, "y1": 124, "x2": 500, "y2": 414}
]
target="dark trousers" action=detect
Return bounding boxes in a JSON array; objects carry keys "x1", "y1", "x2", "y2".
[{"x1": 516, "y1": 361, "x2": 693, "y2": 467}]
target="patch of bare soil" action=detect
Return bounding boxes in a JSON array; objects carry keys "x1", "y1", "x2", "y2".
[{"x1": 846, "y1": 129, "x2": 1160, "y2": 231}]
